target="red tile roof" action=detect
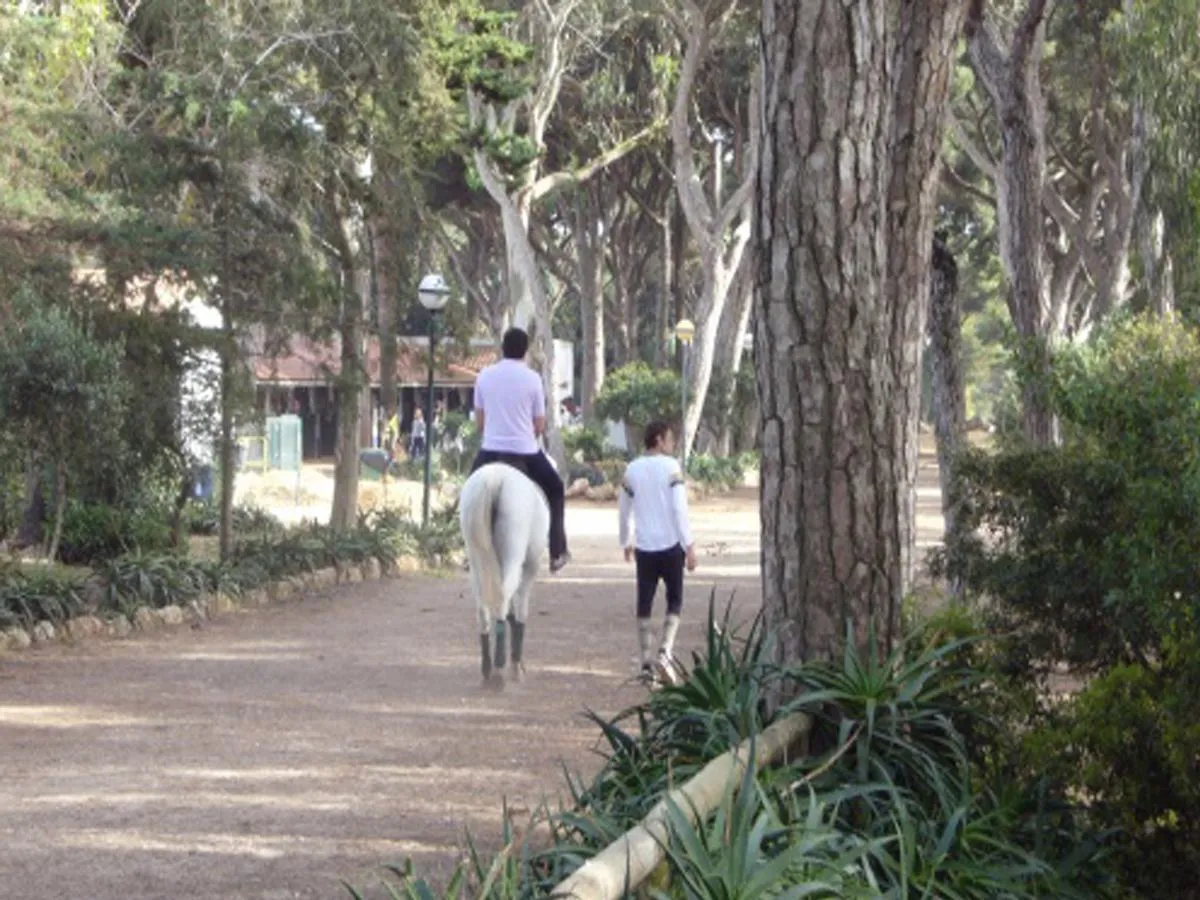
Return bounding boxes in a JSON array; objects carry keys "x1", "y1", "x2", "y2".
[{"x1": 247, "y1": 334, "x2": 498, "y2": 387}]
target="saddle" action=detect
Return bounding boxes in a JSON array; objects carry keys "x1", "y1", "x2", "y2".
[{"x1": 483, "y1": 452, "x2": 532, "y2": 479}]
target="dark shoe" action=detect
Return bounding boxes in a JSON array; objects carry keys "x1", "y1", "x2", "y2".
[
  {"x1": 638, "y1": 663, "x2": 658, "y2": 687},
  {"x1": 549, "y1": 551, "x2": 572, "y2": 573}
]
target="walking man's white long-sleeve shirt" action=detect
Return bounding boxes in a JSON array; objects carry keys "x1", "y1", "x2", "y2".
[{"x1": 618, "y1": 454, "x2": 693, "y2": 552}]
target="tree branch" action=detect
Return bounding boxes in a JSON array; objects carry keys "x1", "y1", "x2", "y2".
[
  {"x1": 528, "y1": 120, "x2": 665, "y2": 203},
  {"x1": 946, "y1": 110, "x2": 998, "y2": 180}
]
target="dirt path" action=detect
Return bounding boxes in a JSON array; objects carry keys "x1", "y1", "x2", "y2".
[
  {"x1": 0, "y1": 495, "x2": 765, "y2": 900},
  {"x1": 0, "y1": 462, "x2": 945, "y2": 900}
]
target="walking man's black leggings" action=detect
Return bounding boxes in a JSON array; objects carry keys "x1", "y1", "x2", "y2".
[{"x1": 635, "y1": 544, "x2": 685, "y2": 618}]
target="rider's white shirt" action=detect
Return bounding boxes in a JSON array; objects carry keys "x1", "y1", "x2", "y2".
[{"x1": 474, "y1": 359, "x2": 544, "y2": 455}]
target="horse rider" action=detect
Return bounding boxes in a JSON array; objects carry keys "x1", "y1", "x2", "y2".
[{"x1": 469, "y1": 327, "x2": 571, "y2": 573}]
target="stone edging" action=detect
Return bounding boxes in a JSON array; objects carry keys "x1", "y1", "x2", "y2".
[{"x1": 0, "y1": 555, "x2": 432, "y2": 655}]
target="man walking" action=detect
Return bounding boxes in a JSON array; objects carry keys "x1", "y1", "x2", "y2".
[
  {"x1": 470, "y1": 327, "x2": 570, "y2": 572},
  {"x1": 618, "y1": 420, "x2": 697, "y2": 684}
]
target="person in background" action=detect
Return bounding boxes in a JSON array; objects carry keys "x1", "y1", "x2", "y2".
[
  {"x1": 618, "y1": 420, "x2": 697, "y2": 684},
  {"x1": 409, "y1": 407, "x2": 427, "y2": 459},
  {"x1": 470, "y1": 327, "x2": 570, "y2": 572}
]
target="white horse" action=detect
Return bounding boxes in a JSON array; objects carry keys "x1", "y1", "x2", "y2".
[{"x1": 459, "y1": 461, "x2": 549, "y2": 686}]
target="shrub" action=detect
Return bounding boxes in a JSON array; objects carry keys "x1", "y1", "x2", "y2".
[
  {"x1": 935, "y1": 314, "x2": 1200, "y2": 897},
  {"x1": 595, "y1": 362, "x2": 680, "y2": 441},
  {"x1": 95, "y1": 552, "x2": 211, "y2": 613},
  {"x1": 435, "y1": 411, "x2": 481, "y2": 475},
  {"x1": 562, "y1": 424, "x2": 608, "y2": 463},
  {"x1": 57, "y1": 500, "x2": 173, "y2": 565},
  {"x1": 347, "y1": 602, "x2": 1107, "y2": 899},
  {"x1": 0, "y1": 568, "x2": 86, "y2": 629},
  {"x1": 686, "y1": 453, "x2": 747, "y2": 491}
]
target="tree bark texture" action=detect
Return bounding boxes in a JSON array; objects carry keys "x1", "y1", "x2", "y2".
[
  {"x1": 574, "y1": 190, "x2": 606, "y2": 421},
  {"x1": 928, "y1": 237, "x2": 967, "y2": 573},
  {"x1": 965, "y1": 0, "x2": 1057, "y2": 445},
  {"x1": 329, "y1": 187, "x2": 367, "y2": 533},
  {"x1": 757, "y1": 0, "x2": 965, "y2": 663}
]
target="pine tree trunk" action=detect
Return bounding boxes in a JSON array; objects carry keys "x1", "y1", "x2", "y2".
[
  {"x1": 46, "y1": 465, "x2": 66, "y2": 562},
  {"x1": 757, "y1": 0, "x2": 966, "y2": 663},
  {"x1": 928, "y1": 237, "x2": 967, "y2": 580},
  {"x1": 330, "y1": 189, "x2": 367, "y2": 533},
  {"x1": 966, "y1": 0, "x2": 1056, "y2": 445},
  {"x1": 217, "y1": 296, "x2": 236, "y2": 562},
  {"x1": 373, "y1": 212, "x2": 399, "y2": 429}
]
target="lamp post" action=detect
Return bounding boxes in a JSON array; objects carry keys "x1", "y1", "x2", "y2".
[
  {"x1": 674, "y1": 318, "x2": 696, "y2": 471},
  {"x1": 418, "y1": 273, "x2": 451, "y2": 527}
]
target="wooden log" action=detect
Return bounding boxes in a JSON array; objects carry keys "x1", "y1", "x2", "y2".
[{"x1": 550, "y1": 713, "x2": 811, "y2": 900}]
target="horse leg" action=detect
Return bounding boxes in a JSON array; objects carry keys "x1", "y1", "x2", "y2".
[
  {"x1": 477, "y1": 602, "x2": 494, "y2": 683},
  {"x1": 508, "y1": 558, "x2": 537, "y2": 679},
  {"x1": 494, "y1": 617, "x2": 507, "y2": 671}
]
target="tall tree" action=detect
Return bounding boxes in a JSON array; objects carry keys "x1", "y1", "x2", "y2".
[
  {"x1": 757, "y1": 0, "x2": 966, "y2": 662},
  {"x1": 449, "y1": 1, "x2": 659, "y2": 469},
  {"x1": 667, "y1": 0, "x2": 757, "y2": 458}
]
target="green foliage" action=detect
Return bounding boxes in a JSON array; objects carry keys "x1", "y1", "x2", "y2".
[
  {"x1": 57, "y1": 500, "x2": 174, "y2": 565},
  {"x1": 686, "y1": 453, "x2": 749, "y2": 492},
  {"x1": 0, "y1": 567, "x2": 86, "y2": 630},
  {"x1": 935, "y1": 314, "x2": 1200, "y2": 896},
  {"x1": 595, "y1": 362, "x2": 681, "y2": 434},
  {"x1": 435, "y1": 411, "x2": 482, "y2": 476},
  {"x1": 95, "y1": 552, "x2": 212, "y2": 613},
  {"x1": 347, "y1": 603, "x2": 1106, "y2": 899},
  {"x1": 0, "y1": 289, "x2": 129, "y2": 480},
  {"x1": 561, "y1": 424, "x2": 608, "y2": 463}
]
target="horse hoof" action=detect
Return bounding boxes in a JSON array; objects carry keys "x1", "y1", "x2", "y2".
[{"x1": 511, "y1": 662, "x2": 526, "y2": 682}]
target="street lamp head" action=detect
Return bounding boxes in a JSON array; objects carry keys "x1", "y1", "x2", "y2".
[
  {"x1": 674, "y1": 318, "x2": 696, "y2": 345},
  {"x1": 418, "y1": 273, "x2": 451, "y2": 312}
]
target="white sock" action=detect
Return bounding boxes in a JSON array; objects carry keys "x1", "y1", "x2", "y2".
[
  {"x1": 637, "y1": 618, "x2": 654, "y2": 667},
  {"x1": 660, "y1": 614, "x2": 680, "y2": 658}
]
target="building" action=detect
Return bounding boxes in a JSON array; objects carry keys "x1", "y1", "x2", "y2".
[{"x1": 247, "y1": 333, "x2": 499, "y2": 459}]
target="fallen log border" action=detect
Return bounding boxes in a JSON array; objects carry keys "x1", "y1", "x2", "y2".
[{"x1": 550, "y1": 712, "x2": 813, "y2": 900}]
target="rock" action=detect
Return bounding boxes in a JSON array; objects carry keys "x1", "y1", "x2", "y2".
[
  {"x1": 585, "y1": 483, "x2": 618, "y2": 502},
  {"x1": 133, "y1": 606, "x2": 158, "y2": 631},
  {"x1": 211, "y1": 592, "x2": 237, "y2": 615},
  {"x1": 288, "y1": 576, "x2": 308, "y2": 595},
  {"x1": 31, "y1": 620, "x2": 56, "y2": 643},
  {"x1": 393, "y1": 556, "x2": 422, "y2": 574},
  {"x1": 342, "y1": 564, "x2": 363, "y2": 584},
  {"x1": 4, "y1": 627, "x2": 32, "y2": 649},
  {"x1": 566, "y1": 477, "x2": 590, "y2": 499},
  {"x1": 310, "y1": 568, "x2": 338, "y2": 589},
  {"x1": 245, "y1": 588, "x2": 269, "y2": 607},
  {"x1": 65, "y1": 615, "x2": 105, "y2": 641},
  {"x1": 156, "y1": 605, "x2": 185, "y2": 627},
  {"x1": 106, "y1": 616, "x2": 133, "y2": 638},
  {"x1": 361, "y1": 558, "x2": 382, "y2": 581},
  {"x1": 268, "y1": 580, "x2": 293, "y2": 602}
]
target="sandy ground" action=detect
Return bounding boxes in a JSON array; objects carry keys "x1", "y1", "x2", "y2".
[{"x1": 0, "y1": 459, "x2": 945, "y2": 900}]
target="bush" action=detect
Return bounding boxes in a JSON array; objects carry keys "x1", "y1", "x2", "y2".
[
  {"x1": 348, "y1": 601, "x2": 1107, "y2": 899},
  {"x1": 0, "y1": 567, "x2": 86, "y2": 629},
  {"x1": 57, "y1": 500, "x2": 173, "y2": 565},
  {"x1": 435, "y1": 411, "x2": 482, "y2": 475},
  {"x1": 935, "y1": 314, "x2": 1200, "y2": 897},
  {"x1": 686, "y1": 453, "x2": 747, "y2": 491},
  {"x1": 595, "y1": 362, "x2": 680, "y2": 440},
  {"x1": 562, "y1": 424, "x2": 608, "y2": 463}
]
